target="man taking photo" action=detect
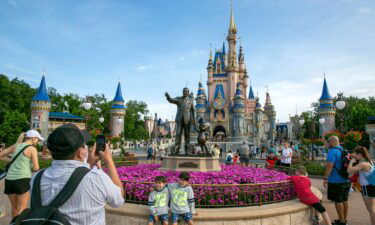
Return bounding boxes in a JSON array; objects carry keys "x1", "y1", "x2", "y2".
[{"x1": 30, "y1": 123, "x2": 124, "y2": 225}]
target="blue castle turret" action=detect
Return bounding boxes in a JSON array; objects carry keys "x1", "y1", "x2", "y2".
[
  {"x1": 30, "y1": 76, "x2": 51, "y2": 138},
  {"x1": 232, "y1": 83, "x2": 246, "y2": 140},
  {"x1": 318, "y1": 76, "x2": 336, "y2": 136},
  {"x1": 195, "y1": 81, "x2": 207, "y2": 122},
  {"x1": 110, "y1": 82, "x2": 126, "y2": 137}
]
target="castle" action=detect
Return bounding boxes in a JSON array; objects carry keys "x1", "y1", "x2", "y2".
[
  {"x1": 195, "y1": 7, "x2": 276, "y2": 146},
  {"x1": 30, "y1": 76, "x2": 126, "y2": 138}
]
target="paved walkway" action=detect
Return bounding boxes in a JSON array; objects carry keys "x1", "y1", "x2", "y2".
[{"x1": 0, "y1": 178, "x2": 370, "y2": 224}]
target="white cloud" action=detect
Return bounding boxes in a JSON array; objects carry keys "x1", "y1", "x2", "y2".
[
  {"x1": 358, "y1": 8, "x2": 372, "y2": 15},
  {"x1": 3, "y1": 64, "x2": 33, "y2": 74},
  {"x1": 189, "y1": 49, "x2": 207, "y2": 56},
  {"x1": 135, "y1": 64, "x2": 153, "y2": 71}
]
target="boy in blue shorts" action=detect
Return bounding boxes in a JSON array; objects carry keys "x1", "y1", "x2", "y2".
[
  {"x1": 148, "y1": 176, "x2": 169, "y2": 225},
  {"x1": 169, "y1": 172, "x2": 197, "y2": 225}
]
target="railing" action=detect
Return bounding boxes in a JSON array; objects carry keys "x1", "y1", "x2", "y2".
[{"x1": 122, "y1": 179, "x2": 296, "y2": 208}]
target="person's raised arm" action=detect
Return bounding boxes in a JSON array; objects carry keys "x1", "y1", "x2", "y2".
[
  {"x1": 348, "y1": 158, "x2": 369, "y2": 173},
  {"x1": 98, "y1": 144, "x2": 124, "y2": 197},
  {"x1": 30, "y1": 147, "x2": 40, "y2": 172}
]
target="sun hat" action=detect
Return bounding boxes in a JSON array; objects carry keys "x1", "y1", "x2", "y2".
[{"x1": 25, "y1": 130, "x2": 44, "y2": 141}]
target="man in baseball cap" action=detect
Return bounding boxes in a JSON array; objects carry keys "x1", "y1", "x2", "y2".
[
  {"x1": 47, "y1": 123, "x2": 91, "y2": 160},
  {"x1": 30, "y1": 123, "x2": 124, "y2": 225}
]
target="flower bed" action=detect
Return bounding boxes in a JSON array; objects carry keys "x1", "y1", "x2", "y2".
[{"x1": 118, "y1": 164, "x2": 296, "y2": 207}]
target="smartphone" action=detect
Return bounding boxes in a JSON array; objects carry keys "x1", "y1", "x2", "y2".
[{"x1": 96, "y1": 135, "x2": 106, "y2": 154}]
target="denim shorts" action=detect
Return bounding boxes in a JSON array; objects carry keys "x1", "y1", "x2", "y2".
[
  {"x1": 149, "y1": 213, "x2": 169, "y2": 223},
  {"x1": 171, "y1": 212, "x2": 192, "y2": 223}
]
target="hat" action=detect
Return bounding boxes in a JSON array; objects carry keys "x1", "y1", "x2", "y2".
[
  {"x1": 47, "y1": 123, "x2": 91, "y2": 157},
  {"x1": 26, "y1": 130, "x2": 44, "y2": 141}
]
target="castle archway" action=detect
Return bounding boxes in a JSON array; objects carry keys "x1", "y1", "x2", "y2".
[{"x1": 213, "y1": 125, "x2": 227, "y2": 141}]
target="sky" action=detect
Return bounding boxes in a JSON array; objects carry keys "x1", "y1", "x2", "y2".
[{"x1": 1, "y1": 0, "x2": 374, "y2": 122}]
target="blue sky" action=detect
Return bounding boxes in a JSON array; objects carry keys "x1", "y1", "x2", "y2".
[{"x1": 1, "y1": 0, "x2": 374, "y2": 122}]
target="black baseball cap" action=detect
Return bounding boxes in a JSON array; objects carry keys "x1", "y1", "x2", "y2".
[{"x1": 47, "y1": 123, "x2": 91, "y2": 157}]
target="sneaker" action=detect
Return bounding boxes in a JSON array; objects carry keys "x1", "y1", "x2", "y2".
[{"x1": 333, "y1": 220, "x2": 347, "y2": 225}]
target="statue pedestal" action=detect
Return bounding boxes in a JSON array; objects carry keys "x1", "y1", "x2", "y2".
[{"x1": 160, "y1": 156, "x2": 221, "y2": 172}]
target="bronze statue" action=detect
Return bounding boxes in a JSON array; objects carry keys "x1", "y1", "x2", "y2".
[
  {"x1": 165, "y1": 87, "x2": 196, "y2": 155},
  {"x1": 197, "y1": 118, "x2": 211, "y2": 156}
]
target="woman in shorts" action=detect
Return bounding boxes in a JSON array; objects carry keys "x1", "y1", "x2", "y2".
[
  {"x1": 0, "y1": 130, "x2": 41, "y2": 218},
  {"x1": 348, "y1": 146, "x2": 375, "y2": 224}
]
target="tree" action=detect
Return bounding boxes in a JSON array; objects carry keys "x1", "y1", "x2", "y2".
[
  {"x1": 0, "y1": 111, "x2": 29, "y2": 145},
  {"x1": 123, "y1": 100, "x2": 149, "y2": 140}
]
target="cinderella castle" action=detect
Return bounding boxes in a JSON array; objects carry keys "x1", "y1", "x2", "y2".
[{"x1": 194, "y1": 6, "x2": 276, "y2": 146}]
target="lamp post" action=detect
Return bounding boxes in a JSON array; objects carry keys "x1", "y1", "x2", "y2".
[
  {"x1": 99, "y1": 117, "x2": 105, "y2": 123},
  {"x1": 82, "y1": 100, "x2": 92, "y2": 131},
  {"x1": 335, "y1": 92, "x2": 346, "y2": 133},
  {"x1": 299, "y1": 118, "x2": 305, "y2": 144}
]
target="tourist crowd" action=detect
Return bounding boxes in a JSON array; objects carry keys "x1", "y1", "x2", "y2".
[{"x1": 1, "y1": 126, "x2": 375, "y2": 225}]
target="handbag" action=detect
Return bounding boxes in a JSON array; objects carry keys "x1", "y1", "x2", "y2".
[{"x1": 0, "y1": 145, "x2": 31, "y2": 180}]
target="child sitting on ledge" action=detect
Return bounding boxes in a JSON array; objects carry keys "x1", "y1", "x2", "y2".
[{"x1": 287, "y1": 166, "x2": 332, "y2": 225}]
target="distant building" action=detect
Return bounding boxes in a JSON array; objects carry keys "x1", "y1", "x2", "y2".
[
  {"x1": 110, "y1": 82, "x2": 126, "y2": 137},
  {"x1": 30, "y1": 76, "x2": 125, "y2": 138},
  {"x1": 318, "y1": 77, "x2": 336, "y2": 136},
  {"x1": 194, "y1": 6, "x2": 276, "y2": 146}
]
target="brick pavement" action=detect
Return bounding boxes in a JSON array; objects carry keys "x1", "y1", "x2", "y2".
[{"x1": 0, "y1": 179, "x2": 370, "y2": 225}]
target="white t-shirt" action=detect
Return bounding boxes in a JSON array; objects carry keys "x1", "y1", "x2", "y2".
[{"x1": 281, "y1": 147, "x2": 293, "y2": 164}]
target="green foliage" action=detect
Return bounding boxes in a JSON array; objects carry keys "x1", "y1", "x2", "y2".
[
  {"x1": 0, "y1": 74, "x2": 150, "y2": 145},
  {"x1": 293, "y1": 161, "x2": 325, "y2": 176},
  {"x1": 0, "y1": 111, "x2": 29, "y2": 145},
  {"x1": 123, "y1": 100, "x2": 149, "y2": 140}
]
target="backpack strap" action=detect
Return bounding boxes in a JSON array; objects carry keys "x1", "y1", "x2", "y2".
[
  {"x1": 30, "y1": 169, "x2": 46, "y2": 207},
  {"x1": 5, "y1": 144, "x2": 32, "y2": 172},
  {"x1": 48, "y1": 167, "x2": 90, "y2": 208}
]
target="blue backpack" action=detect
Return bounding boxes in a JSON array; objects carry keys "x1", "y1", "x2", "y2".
[{"x1": 365, "y1": 165, "x2": 375, "y2": 185}]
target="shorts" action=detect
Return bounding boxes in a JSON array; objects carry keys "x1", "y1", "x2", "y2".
[
  {"x1": 327, "y1": 182, "x2": 351, "y2": 203},
  {"x1": 4, "y1": 178, "x2": 31, "y2": 195},
  {"x1": 149, "y1": 213, "x2": 169, "y2": 223},
  {"x1": 362, "y1": 185, "x2": 375, "y2": 198},
  {"x1": 280, "y1": 163, "x2": 291, "y2": 167},
  {"x1": 310, "y1": 201, "x2": 326, "y2": 213},
  {"x1": 242, "y1": 156, "x2": 250, "y2": 163},
  {"x1": 171, "y1": 212, "x2": 192, "y2": 223}
]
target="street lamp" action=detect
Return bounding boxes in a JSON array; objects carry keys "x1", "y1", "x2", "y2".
[
  {"x1": 99, "y1": 117, "x2": 104, "y2": 123},
  {"x1": 319, "y1": 118, "x2": 326, "y2": 125},
  {"x1": 335, "y1": 92, "x2": 346, "y2": 133},
  {"x1": 299, "y1": 119, "x2": 305, "y2": 126},
  {"x1": 82, "y1": 102, "x2": 92, "y2": 111}
]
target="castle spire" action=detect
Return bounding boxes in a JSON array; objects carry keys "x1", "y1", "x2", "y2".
[
  {"x1": 248, "y1": 84, "x2": 255, "y2": 99},
  {"x1": 229, "y1": 1, "x2": 237, "y2": 33},
  {"x1": 113, "y1": 82, "x2": 124, "y2": 102},
  {"x1": 319, "y1": 77, "x2": 332, "y2": 101},
  {"x1": 32, "y1": 75, "x2": 50, "y2": 101},
  {"x1": 222, "y1": 42, "x2": 226, "y2": 54}
]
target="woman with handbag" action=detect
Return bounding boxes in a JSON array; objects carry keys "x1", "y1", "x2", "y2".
[{"x1": 0, "y1": 130, "x2": 41, "y2": 218}]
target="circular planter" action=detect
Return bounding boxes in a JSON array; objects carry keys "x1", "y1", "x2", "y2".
[{"x1": 105, "y1": 187, "x2": 321, "y2": 225}]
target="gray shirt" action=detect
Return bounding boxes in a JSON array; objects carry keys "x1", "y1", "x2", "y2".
[
  {"x1": 239, "y1": 144, "x2": 250, "y2": 156},
  {"x1": 168, "y1": 183, "x2": 195, "y2": 214},
  {"x1": 30, "y1": 160, "x2": 124, "y2": 225},
  {"x1": 148, "y1": 186, "x2": 169, "y2": 215}
]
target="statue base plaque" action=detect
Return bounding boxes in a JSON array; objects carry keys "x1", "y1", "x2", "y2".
[{"x1": 160, "y1": 156, "x2": 221, "y2": 172}]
